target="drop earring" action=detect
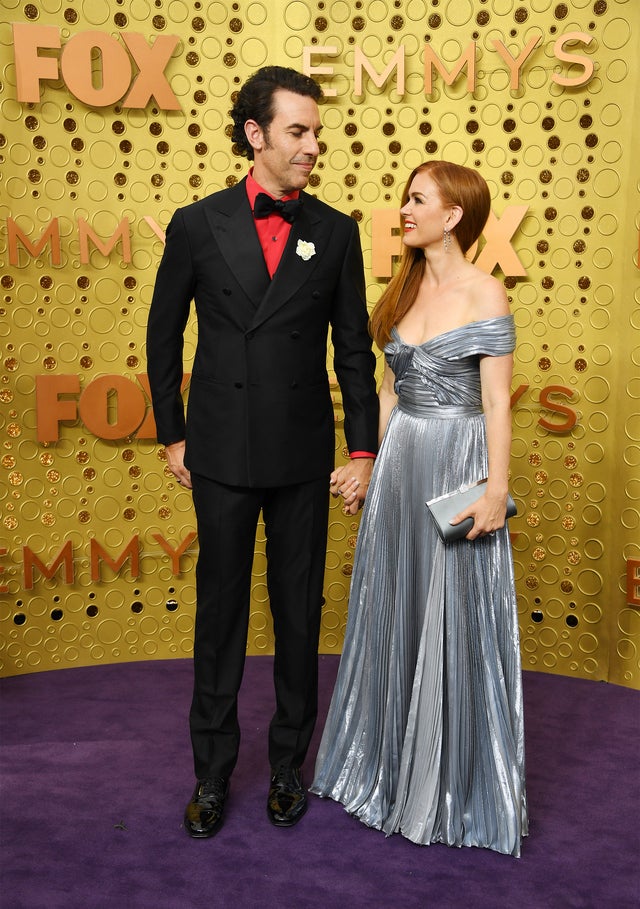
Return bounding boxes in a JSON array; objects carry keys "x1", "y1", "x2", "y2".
[{"x1": 443, "y1": 228, "x2": 451, "y2": 252}]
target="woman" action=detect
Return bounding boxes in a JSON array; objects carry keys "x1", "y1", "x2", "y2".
[{"x1": 311, "y1": 161, "x2": 528, "y2": 856}]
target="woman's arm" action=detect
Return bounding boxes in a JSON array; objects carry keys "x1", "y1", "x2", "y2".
[
  {"x1": 452, "y1": 276, "x2": 514, "y2": 539},
  {"x1": 451, "y1": 351, "x2": 513, "y2": 540},
  {"x1": 378, "y1": 361, "x2": 398, "y2": 446},
  {"x1": 481, "y1": 350, "x2": 513, "y2": 498}
]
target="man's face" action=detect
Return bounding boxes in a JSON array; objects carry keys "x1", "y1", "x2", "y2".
[{"x1": 246, "y1": 89, "x2": 322, "y2": 197}]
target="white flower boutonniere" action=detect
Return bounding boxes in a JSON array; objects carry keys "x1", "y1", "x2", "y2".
[{"x1": 296, "y1": 239, "x2": 316, "y2": 261}]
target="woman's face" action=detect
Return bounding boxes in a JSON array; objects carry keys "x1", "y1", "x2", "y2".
[{"x1": 400, "y1": 171, "x2": 451, "y2": 250}]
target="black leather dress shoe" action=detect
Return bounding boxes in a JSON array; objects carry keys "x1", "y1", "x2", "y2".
[
  {"x1": 267, "y1": 767, "x2": 307, "y2": 827},
  {"x1": 184, "y1": 777, "x2": 229, "y2": 838}
]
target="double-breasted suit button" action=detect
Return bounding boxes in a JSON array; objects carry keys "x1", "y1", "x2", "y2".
[
  {"x1": 290, "y1": 381, "x2": 298, "y2": 389},
  {"x1": 246, "y1": 331, "x2": 255, "y2": 340},
  {"x1": 312, "y1": 291, "x2": 321, "y2": 299},
  {"x1": 223, "y1": 288, "x2": 232, "y2": 296},
  {"x1": 234, "y1": 382, "x2": 243, "y2": 389},
  {"x1": 290, "y1": 331, "x2": 300, "y2": 340}
]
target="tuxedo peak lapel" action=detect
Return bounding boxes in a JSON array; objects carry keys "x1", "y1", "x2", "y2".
[
  {"x1": 202, "y1": 181, "x2": 270, "y2": 304},
  {"x1": 248, "y1": 202, "x2": 330, "y2": 331}
]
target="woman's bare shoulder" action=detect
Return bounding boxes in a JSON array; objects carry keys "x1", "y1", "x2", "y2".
[{"x1": 468, "y1": 269, "x2": 510, "y2": 319}]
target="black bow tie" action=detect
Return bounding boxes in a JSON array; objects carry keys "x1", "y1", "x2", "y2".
[{"x1": 253, "y1": 193, "x2": 303, "y2": 224}]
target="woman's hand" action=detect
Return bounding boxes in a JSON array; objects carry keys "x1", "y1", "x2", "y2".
[
  {"x1": 330, "y1": 459, "x2": 374, "y2": 515},
  {"x1": 450, "y1": 491, "x2": 509, "y2": 541}
]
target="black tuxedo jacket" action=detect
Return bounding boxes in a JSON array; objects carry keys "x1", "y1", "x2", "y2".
[{"x1": 146, "y1": 179, "x2": 379, "y2": 487}]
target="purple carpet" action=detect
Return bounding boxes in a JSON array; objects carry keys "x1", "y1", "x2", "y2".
[{"x1": 1, "y1": 656, "x2": 638, "y2": 909}]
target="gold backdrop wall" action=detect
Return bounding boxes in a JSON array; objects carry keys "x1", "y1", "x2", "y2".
[{"x1": 0, "y1": 0, "x2": 638, "y2": 688}]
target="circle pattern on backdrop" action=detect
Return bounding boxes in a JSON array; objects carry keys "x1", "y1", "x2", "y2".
[{"x1": 0, "y1": 0, "x2": 636, "y2": 688}]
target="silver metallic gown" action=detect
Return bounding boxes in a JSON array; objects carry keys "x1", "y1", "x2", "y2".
[{"x1": 311, "y1": 315, "x2": 528, "y2": 857}]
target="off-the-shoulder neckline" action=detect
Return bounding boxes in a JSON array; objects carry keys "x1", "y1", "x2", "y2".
[{"x1": 392, "y1": 314, "x2": 514, "y2": 349}]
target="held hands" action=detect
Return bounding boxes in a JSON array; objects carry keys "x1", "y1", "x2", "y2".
[
  {"x1": 329, "y1": 458, "x2": 374, "y2": 516},
  {"x1": 450, "y1": 491, "x2": 508, "y2": 541},
  {"x1": 164, "y1": 440, "x2": 192, "y2": 490}
]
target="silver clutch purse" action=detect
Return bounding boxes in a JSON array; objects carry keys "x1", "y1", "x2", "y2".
[{"x1": 426, "y1": 478, "x2": 517, "y2": 543}]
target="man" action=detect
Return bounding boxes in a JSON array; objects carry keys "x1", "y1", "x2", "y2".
[{"x1": 146, "y1": 66, "x2": 379, "y2": 838}]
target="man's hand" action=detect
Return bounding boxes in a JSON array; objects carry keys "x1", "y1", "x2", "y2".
[
  {"x1": 329, "y1": 458, "x2": 374, "y2": 515},
  {"x1": 164, "y1": 440, "x2": 192, "y2": 489}
]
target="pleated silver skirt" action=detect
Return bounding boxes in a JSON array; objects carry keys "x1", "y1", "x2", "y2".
[{"x1": 311, "y1": 399, "x2": 528, "y2": 856}]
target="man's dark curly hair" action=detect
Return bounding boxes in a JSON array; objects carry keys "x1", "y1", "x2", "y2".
[{"x1": 230, "y1": 66, "x2": 322, "y2": 160}]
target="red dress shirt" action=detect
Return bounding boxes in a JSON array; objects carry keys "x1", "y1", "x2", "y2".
[{"x1": 246, "y1": 170, "x2": 298, "y2": 279}]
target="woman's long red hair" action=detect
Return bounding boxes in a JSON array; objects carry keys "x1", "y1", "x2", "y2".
[{"x1": 369, "y1": 160, "x2": 491, "y2": 349}]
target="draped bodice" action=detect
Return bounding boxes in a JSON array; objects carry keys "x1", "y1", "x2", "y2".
[{"x1": 384, "y1": 315, "x2": 516, "y2": 416}]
